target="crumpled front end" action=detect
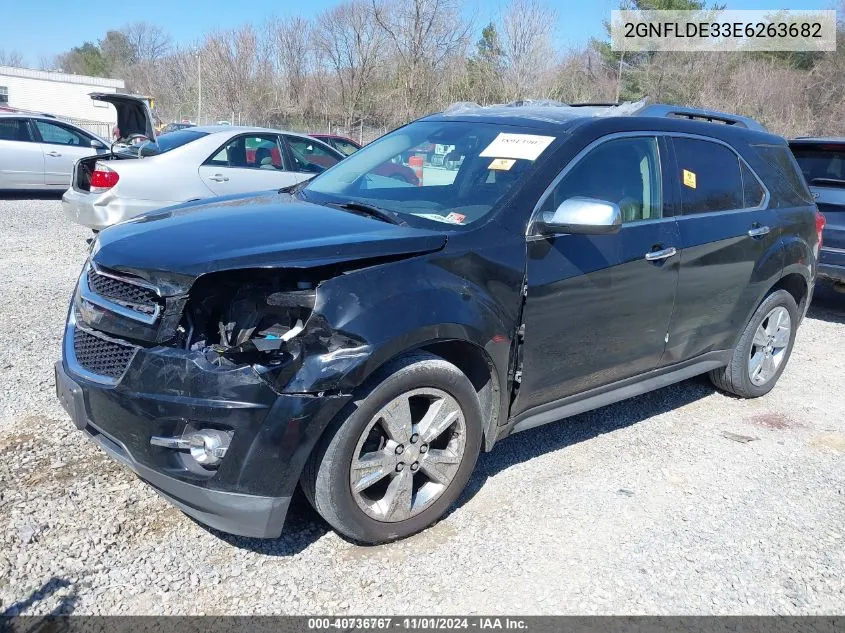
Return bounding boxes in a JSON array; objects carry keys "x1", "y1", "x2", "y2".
[{"x1": 58, "y1": 257, "x2": 365, "y2": 537}]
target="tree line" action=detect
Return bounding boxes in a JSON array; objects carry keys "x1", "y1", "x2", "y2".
[{"x1": 4, "y1": 0, "x2": 845, "y2": 138}]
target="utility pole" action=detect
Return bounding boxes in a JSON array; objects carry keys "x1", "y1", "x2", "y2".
[{"x1": 197, "y1": 51, "x2": 202, "y2": 124}]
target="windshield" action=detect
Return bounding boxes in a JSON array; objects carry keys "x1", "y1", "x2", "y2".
[
  {"x1": 140, "y1": 129, "x2": 209, "y2": 155},
  {"x1": 791, "y1": 144, "x2": 845, "y2": 186},
  {"x1": 303, "y1": 120, "x2": 557, "y2": 226}
]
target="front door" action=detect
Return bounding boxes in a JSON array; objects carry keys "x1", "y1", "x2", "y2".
[
  {"x1": 32, "y1": 120, "x2": 96, "y2": 186},
  {"x1": 513, "y1": 135, "x2": 680, "y2": 417},
  {"x1": 198, "y1": 133, "x2": 301, "y2": 196},
  {"x1": 0, "y1": 118, "x2": 44, "y2": 188}
]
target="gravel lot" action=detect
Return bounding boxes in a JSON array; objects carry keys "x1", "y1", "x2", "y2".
[{"x1": 0, "y1": 196, "x2": 843, "y2": 615}]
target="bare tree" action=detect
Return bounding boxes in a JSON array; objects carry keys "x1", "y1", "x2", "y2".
[
  {"x1": 500, "y1": 0, "x2": 558, "y2": 100},
  {"x1": 315, "y1": 2, "x2": 384, "y2": 127},
  {"x1": 124, "y1": 22, "x2": 172, "y2": 62},
  {"x1": 270, "y1": 16, "x2": 316, "y2": 114},
  {"x1": 0, "y1": 49, "x2": 24, "y2": 67},
  {"x1": 372, "y1": 0, "x2": 471, "y2": 119}
]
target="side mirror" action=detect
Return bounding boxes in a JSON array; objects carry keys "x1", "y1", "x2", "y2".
[
  {"x1": 537, "y1": 196, "x2": 622, "y2": 235},
  {"x1": 90, "y1": 139, "x2": 106, "y2": 149}
]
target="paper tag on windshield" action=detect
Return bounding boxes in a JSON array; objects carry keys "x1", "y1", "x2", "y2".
[
  {"x1": 488, "y1": 158, "x2": 516, "y2": 171},
  {"x1": 445, "y1": 212, "x2": 466, "y2": 224},
  {"x1": 480, "y1": 133, "x2": 555, "y2": 161}
]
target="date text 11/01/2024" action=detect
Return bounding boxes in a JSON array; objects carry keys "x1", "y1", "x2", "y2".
[{"x1": 306, "y1": 618, "x2": 528, "y2": 630}]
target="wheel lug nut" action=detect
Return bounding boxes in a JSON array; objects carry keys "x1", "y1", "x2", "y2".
[
  {"x1": 396, "y1": 462, "x2": 405, "y2": 472},
  {"x1": 410, "y1": 433, "x2": 419, "y2": 444},
  {"x1": 419, "y1": 444, "x2": 428, "y2": 453},
  {"x1": 395, "y1": 444, "x2": 404, "y2": 455},
  {"x1": 410, "y1": 462, "x2": 419, "y2": 472}
]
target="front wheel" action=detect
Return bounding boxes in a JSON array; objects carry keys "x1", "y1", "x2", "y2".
[
  {"x1": 301, "y1": 352, "x2": 482, "y2": 544},
  {"x1": 709, "y1": 289, "x2": 799, "y2": 398}
]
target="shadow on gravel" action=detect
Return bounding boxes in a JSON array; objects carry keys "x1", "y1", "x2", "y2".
[
  {"x1": 807, "y1": 281, "x2": 845, "y2": 325},
  {"x1": 459, "y1": 374, "x2": 716, "y2": 505},
  {"x1": 193, "y1": 489, "x2": 329, "y2": 557},
  {"x1": 1, "y1": 576, "x2": 79, "y2": 616},
  {"x1": 0, "y1": 191, "x2": 63, "y2": 201}
]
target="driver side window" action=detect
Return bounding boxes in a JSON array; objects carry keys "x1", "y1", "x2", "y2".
[
  {"x1": 539, "y1": 136, "x2": 663, "y2": 223},
  {"x1": 284, "y1": 135, "x2": 340, "y2": 173}
]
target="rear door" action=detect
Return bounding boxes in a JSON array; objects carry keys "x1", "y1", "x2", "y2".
[
  {"x1": 664, "y1": 136, "x2": 779, "y2": 363},
  {"x1": 0, "y1": 118, "x2": 44, "y2": 188},
  {"x1": 32, "y1": 119, "x2": 97, "y2": 186},
  {"x1": 198, "y1": 133, "x2": 300, "y2": 195},
  {"x1": 790, "y1": 141, "x2": 845, "y2": 273}
]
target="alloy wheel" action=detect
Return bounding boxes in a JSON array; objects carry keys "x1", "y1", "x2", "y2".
[
  {"x1": 748, "y1": 306, "x2": 792, "y2": 386},
  {"x1": 349, "y1": 388, "x2": 466, "y2": 522}
]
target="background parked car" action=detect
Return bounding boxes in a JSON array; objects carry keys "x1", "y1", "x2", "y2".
[
  {"x1": 310, "y1": 133, "x2": 362, "y2": 156},
  {"x1": 309, "y1": 133, "x2": 420, "y2": 185},
  {"x1": 160, "y1": 121, "x2": 195, "y2": 135},
  {"x1": 790, "y1": 138, "x2": 844, "y2": 286},
  {"x1": 62, "y1": 126, "x2": 344, "y2": 230},
  {"x1": 0, "y1": 113, "x2": 108, "y2": 190}
]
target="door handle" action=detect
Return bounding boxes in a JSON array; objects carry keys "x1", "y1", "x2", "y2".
[
  {"x1": 644, "y1": 246, "x2": 677, "y2": 261},
  {"x1": 46, "y1": 151, "x2": 62, "y2": 157},
  {"x1": 207, "y1": 174, "x2": 229, "y2": 182},
  {"x1": 748, "y1": 225, "x2": 770, "y2": 238}
]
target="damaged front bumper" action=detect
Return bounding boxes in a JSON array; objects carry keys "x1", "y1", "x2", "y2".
[{"x1": 56, "y1": 329, "x2": 350, "y2": 537}]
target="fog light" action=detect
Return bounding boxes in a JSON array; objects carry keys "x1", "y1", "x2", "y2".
[{"x1": 150, "y1": 428, "x2": 232, "y2": 467}]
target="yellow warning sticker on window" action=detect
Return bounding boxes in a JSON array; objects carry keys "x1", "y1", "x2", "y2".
[
  {"x1": 488, "y1": 158, "x2": 516, "y2": 171},
  {"x1": 683, "y1": 169, "x2": 697, "y2": 189}
]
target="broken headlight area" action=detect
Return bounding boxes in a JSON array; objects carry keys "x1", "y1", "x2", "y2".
[{"x1": 181, "y1": 271, "x2": 317, "y2": 368}]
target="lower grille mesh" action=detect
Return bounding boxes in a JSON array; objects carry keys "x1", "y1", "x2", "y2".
[{"x1": 73, "y1": 328, "x2": 138, "y2": 379}]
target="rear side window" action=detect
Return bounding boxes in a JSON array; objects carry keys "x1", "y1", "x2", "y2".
[
  {"x1": 756, "y1": 143, "x2": 813, "y2": 206},
  {"x1": 673, "y1": 138, "x2": 743, "y2": 214},
  {"x1": 0, "y1": 118, "x2": 31, "y2": 142}
]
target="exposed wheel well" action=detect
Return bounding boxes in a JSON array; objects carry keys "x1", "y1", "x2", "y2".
[
  {"x1": 771, "y1": 273, "x2": 809, "y2": 315},
  {"x1": 419, "y1": 340, "x2": 500, "y2": 449}
]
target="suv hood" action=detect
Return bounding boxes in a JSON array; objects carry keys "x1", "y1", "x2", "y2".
[
  {"x1": 92, "y1": 192, "x2": 447, "y2": 290},
  {"x1": 90, "y1": 92, "x2": 156, "y2": 142}
]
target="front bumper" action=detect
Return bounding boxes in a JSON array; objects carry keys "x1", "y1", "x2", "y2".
[
  {"x1": 55, "y1": 352, "x2": 348, "y2": 538},
  {"x1": 818, "y1": 247, "x2": 845, "y2": 284},
  {"x1": 62, "y1": 188, "x2": 179, "y2": 231}
]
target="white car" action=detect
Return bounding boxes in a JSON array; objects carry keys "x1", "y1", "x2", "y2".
[
  {"x1": 62, "y1": 125, "x2": 344, "y2": 230},
  {"x1": 0, "y1": 112, "x2": 109, "y2": 190}
]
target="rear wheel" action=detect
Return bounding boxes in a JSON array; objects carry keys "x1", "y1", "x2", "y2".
[
  {"x1": 709, "y1": 289, "x2": 798, "y2": 398},
  {"x1": 301, "y1": 352, "x2": 482, "y2": 544}
]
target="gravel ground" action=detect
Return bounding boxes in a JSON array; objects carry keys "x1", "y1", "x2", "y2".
[{"x1": 0, "y1": 196, "x2": 843, "y2": 615}]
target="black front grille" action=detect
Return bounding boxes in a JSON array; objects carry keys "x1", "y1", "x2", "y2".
[
  {"x1": 73, "y1": 328, "x2": 138, "y2": 379},
  {"x1": 87, "y1": 268, "x2": 158, "y2": 315}
]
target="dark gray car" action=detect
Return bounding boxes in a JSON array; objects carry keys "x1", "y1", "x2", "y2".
[{"x1": 790, "y1": 138, "x2": 845, "y2": 286}]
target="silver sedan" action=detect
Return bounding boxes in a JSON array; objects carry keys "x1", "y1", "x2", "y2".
[
  {"x1": 0, "y1": 113, "x2": 108, "y2": 190},
  {"x1": 62, "y1": 126, "x2": 343, "y2": 230}
]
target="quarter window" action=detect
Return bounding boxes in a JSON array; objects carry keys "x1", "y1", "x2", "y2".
[
  {"x1": 673, "y1": 138, "x2": 744, "y2": 214},
  {"x1": 539, "y1": 136, "x2": 663, "y2": 223},
  {"x1": 741, "y1": 162, "x2": 765, "y2": 208},
  {"x1": 0, "y1": 86, "x2": 8, "y2": 104}
]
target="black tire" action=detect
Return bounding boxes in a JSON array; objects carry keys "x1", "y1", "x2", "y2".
[
  {"x1": 301, "y1": 351, "x2": 483, "y2": 544},
  {"x1": 709, "y1": 289, "x2": 799, "y2": 398}
]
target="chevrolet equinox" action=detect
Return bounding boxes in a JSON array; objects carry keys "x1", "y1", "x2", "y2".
[{"x1": 56, "y1": 102, "x2": 822, "y2": 544}]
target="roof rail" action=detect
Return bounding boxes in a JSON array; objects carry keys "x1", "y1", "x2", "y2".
[{"x1": 636, "y1": 104, "x2": 766, "y2": 132}]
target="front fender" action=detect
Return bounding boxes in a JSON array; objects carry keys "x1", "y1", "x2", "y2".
[{"x1": 280, "y1": 255, "x2": 520, "y2": 396}]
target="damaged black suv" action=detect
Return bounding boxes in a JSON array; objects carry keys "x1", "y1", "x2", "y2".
[{"x1": 56, "y1": 102, "x2": 821, "y2": 544}]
